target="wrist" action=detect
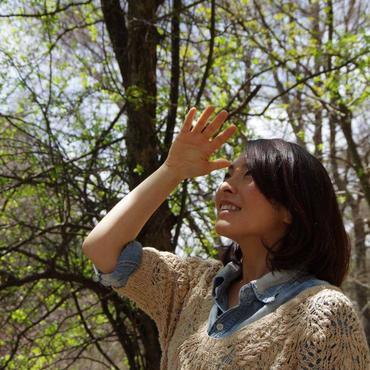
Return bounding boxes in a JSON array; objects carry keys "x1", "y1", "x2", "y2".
[{"x1": 160, "y1": 162, "x2": 185, "y2": 184}]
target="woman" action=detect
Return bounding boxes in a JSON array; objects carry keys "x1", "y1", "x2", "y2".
[{"x1": 82, "y1": 106, "x2": 370, "y2": 369}]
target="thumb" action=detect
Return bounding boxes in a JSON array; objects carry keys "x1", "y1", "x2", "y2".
[{"x1": 208, "y1": 158, "x2": 231, "y2": 172}]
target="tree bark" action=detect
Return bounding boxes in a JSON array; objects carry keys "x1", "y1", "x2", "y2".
[
  {"x1": 101, "y1": 0, "x2": 176, "y2": 368},
  {"x1": 329, "y1": 101, "x2": 370, "y2": 346}
]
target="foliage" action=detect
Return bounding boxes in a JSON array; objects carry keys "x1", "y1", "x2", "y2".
[{"x1": 0, "y1": 0, "x2": 369, "y2": 368}]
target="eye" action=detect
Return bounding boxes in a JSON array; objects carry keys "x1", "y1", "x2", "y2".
[{"x1": 223, "y1": 170, "x2": 251, "y2": 181}]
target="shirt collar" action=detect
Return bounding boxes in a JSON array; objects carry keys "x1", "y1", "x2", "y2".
[{"x1": 212, "y1": 261, "x2": 304, "y2": 304}]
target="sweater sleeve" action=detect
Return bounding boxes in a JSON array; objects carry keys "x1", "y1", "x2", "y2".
[
  {"x1": 111, "y1": 244, "x2": 222, "y2": 341},
  {"x1": 297, "y1": 291, "x2": 370, "y2": 370}
]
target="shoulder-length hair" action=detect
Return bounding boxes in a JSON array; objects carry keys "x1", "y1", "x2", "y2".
[{"x1": 217, "y1": 138, "x2": 351, "y2": 288}]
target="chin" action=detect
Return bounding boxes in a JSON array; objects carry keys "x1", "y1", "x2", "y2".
[{"x1": 215, "y1": 221, "x2": 236, "y2": 239}]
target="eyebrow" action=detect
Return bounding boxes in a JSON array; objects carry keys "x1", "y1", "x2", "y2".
[{"x1": 227, "y1": 163, "x2": 248, "y2": 172}]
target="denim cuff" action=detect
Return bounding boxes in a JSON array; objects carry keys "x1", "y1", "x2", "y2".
[{"x1": 92, "y1": 240, "x2": 143, "y2": 288}]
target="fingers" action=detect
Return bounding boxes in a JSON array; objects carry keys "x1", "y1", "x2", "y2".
[
  {"x1": 181, "y1": 107, "x2": 234, "y2": 147},
  {"x1": 202, "y1": 110, "x2": 228, "y2": 138},
  {"x1": 192, "y1": 106, "x2": 215, "y2": 134},
  {"x1": 209, "y1": 158, "x2": 232, "y2": 171},
  {"x1": 181, "y1": 107, "x2": 197, "y2": 132},
  {"x1": 209, "y1": 124, "x2": 237, "y2": 153}
]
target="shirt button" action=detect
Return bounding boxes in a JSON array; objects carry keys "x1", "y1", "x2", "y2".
[{"x1": 216, "y1": 323, "x2": 224, "y2": 331}]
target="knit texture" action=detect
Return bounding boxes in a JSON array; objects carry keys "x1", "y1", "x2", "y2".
[{"x1": 113, "y1": 247, "x2": 370, "y2": 370}]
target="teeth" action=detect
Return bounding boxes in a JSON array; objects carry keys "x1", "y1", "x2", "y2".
[{"x1": 220, "y1": 204, "x2": 241, "y2": 211}]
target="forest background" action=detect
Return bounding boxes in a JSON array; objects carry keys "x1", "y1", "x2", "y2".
[{"x1": 0, "y1": 0, "x2": 369, "y2": 369}]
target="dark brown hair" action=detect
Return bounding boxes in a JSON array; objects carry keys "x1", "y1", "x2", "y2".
[{"x1": 217, "y1": 139, "x2": 351, "y2": 287}]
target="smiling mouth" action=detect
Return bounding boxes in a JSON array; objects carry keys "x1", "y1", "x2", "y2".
[
  {"x1": 219, "y1": 210, "x2": 241, "y2": 215},
  {"x1": 219, "y1": 204, "x2": 242, "y2": 213}
]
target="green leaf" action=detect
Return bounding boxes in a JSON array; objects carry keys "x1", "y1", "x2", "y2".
[
  {"x1": 273, "y1": 13, "x2": 284, "y2": 21},
  {"x1": 133, "y1": 164, "x2": 144, "y2": 175},
  {"x1": 297, "y1": 130, "x2": 305, "y2": 141}
]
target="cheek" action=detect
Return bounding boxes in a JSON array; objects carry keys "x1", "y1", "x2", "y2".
[
  {"x1": 242, "y1": 186, "x2": 269, "y2": 212},
  {"x1": 242, "y1": 192, "x2": 280, "y2": 227}
]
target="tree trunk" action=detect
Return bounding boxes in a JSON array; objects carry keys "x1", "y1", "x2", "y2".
[
  {"x1": 349, "y1": 196, "x2": 370, "y2": 346},
  {"x1": 101, "y1": 1, "x2": 176, "y2": 368},
  {"x1": 329, "y1": 109, "x2": 370, "y2": 346}
]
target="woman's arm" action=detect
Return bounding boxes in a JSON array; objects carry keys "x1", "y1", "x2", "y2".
[
  {"x1": 82, "y1": 164, "x2": 181, "y2": 273},
  {"x1": 82, "y1": 106, "x2": 236, "y2": 274}
]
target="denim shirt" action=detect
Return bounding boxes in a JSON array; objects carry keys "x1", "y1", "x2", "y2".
[
  {"x1": 207, "y1": 261, "x2": 330, "y2": 338},
  {"x1": 92, "y1": 241, "x2": 330, "y2": 338},
  {"x1": 92, "y1": 240, "x2": 143, "y2": 288}
]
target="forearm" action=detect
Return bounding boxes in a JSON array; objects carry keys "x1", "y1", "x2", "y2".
[{"x1": 82, "y1": 163, "x2": 182, "y2": 273}]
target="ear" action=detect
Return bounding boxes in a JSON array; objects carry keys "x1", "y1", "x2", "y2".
[{"x1": 281, "y1": 207, "x2": 292, "y2": 225}]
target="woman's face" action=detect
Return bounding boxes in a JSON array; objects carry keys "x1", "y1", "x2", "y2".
[{"x1": 214, "y1": 155, "x2": 291, "y2": 243}]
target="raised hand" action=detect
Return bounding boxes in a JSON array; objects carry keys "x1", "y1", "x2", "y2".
[{"x1": 164, "y1": 106, "x2": 237, "y2": 180}]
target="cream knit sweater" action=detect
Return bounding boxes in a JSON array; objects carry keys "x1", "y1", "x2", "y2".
[{"x1": 113, "y1": 247, "x2": 370, "y2": 370}]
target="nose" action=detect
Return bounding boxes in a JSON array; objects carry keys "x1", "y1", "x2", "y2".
[
  {"x1": 218, "y1": 179, "x2": 236, "y2": 194},
  {"x1": 215, "y1": 177, "x2": 237, "y2": 209}
]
